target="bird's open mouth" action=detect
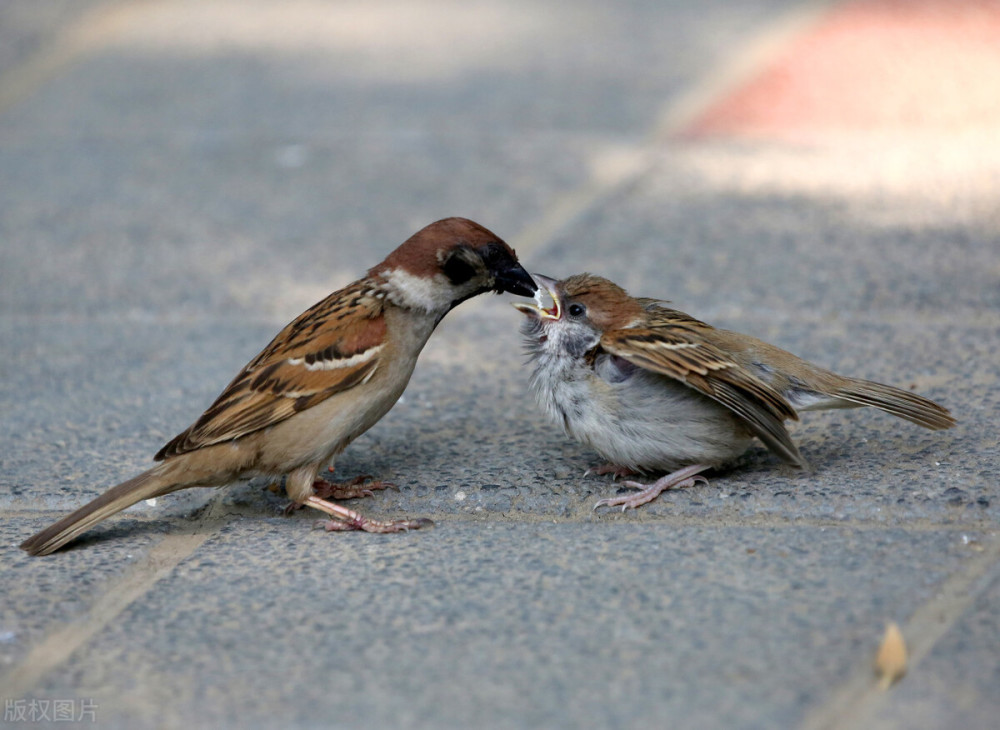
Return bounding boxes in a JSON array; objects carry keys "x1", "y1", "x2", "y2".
[{"x1": 512, "y1": 274, "x2": 560, "y2": 320}]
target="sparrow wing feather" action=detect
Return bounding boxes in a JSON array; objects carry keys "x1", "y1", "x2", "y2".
[
  {"x1": 155, "y1": 281, "x2": 386, "y2": 460},
  {"x1": 601, "y1": 315, "x2": 807, "y2": 468}
]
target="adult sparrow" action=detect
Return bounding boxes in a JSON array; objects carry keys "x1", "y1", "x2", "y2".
[
  {"x1": 22, "y1": 217, "x2": 536, "y2": 555},
  {"x1": 515, "y1": 273, "x2": 955, "y2": 510}
]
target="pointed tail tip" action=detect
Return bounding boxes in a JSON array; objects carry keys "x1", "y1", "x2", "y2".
[
  {"x1": 834, "y1": 380, "x2": 957, "y2": 431},
  {"x1": 18, "y1": 465, "x2": 176, "y2": 557},
  {"x1": 920, "y1": 402, "x2": 957, "y2": 429},
  {"x1": 19, "y1": 535, "x2": 57, "y2": 557},
  {"x1": 928, "y1": 411, "x2": 957, "y2": 431},
  {"x1": 19, "y1": 523, "x2": 75, "y2": 556}
]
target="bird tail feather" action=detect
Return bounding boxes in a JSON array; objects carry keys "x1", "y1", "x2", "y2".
[
  {"x1": 830, "y1": 378, "x2": 955, "y2": 431},
  {"x1": 20, "y1": 463, "x2": 187, "y2": 556}
]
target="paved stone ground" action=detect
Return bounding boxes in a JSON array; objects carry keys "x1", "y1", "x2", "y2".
[{"x1": 1, "y1": 1, "x2": 997, "y2": 728}]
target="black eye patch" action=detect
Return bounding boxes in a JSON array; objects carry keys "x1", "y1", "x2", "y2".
[
  {"x1": 479, "y1": 241, "x2": 506, "y2": 266},
  {"x1": 442, "y1": 251, "x2": 478, "y2": 285}
]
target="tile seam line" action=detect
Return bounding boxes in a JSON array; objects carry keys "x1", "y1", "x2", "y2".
[
  {"x1": 800, "y1": 532, "x2": 1000, "y2": 730},
  {"x1": 7, "y1": 508, "x2": 995, "y2": 533},
  {"x1": 0, "y1": 0, "x2": 155, "y2": 117},
  {"x1": 0, "y1": 496, "x2": 226, "y2": 700}
]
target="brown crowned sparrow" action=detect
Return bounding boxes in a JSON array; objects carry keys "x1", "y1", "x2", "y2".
[
  {"x1": 515, "y1": 273, "x2": 954, "y2": 510},
  {"x1": 22, "y1": 217, "x2": 536, "y2": 555}
]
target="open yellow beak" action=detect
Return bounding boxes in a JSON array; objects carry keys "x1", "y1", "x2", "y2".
[{"x1": 511, "y1": 274, "x2": 561, "y2": 320}]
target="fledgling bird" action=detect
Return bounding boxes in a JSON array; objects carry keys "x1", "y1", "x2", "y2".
[
  {"x1": 21, "y1": 217, "x2": 537, "y2": 556},
  {"x1": 515, "y1": 273, "x2": 955, "y2": 510}
]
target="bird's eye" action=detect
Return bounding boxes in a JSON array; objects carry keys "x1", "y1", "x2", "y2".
[
  {"x1": 442, "y1": 250, "x2": 477, "y2": 285},
  {"x1": 568, "y1": 303, "x2": 586, "y2": 318}
]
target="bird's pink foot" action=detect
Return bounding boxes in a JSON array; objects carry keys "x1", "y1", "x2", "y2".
[
  {"x1": 304, "y1": 496, "x2": 433, "y2": 534},
  {"x1": 282, "y1": 475, "x2": 397, "y2": 516},
  {"x1": 313, "y1": 474, "x2": 397, "y2": 501},
  {"x1": 584, "y1": 463, "x2": 637, "y2": 480},
  {"x1": 593, "y1": 464, "x2": 711, "y2": 511}
]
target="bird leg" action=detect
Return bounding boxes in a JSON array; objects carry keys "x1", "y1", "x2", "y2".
[
  {"x1": 304, "y1": 495, "x2": 434, "y2": 533},
  {"x1": 282, "y1": 474, "x2": 396, "y2": 515},
  {"x1": 315, "y1": 472, "x2": 397, "y2": 500},
  {"x1": 593, "y1": 464, "x2": 711, "y2": 511},
  {"x1": 584, "y1": 463, "x2": 637, "y2": 480}
]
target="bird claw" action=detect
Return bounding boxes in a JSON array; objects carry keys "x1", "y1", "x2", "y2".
[
  {"x1": 592, "y1": 465, "x2": 711, "y2": 512},
  {"x1": 314, "y1": 518, "x2": 354, "y2": 531},
  {"x1": 311, "y1": 475, "x2": 397, "y2": 500},
  {"x1": 304, "y1": 495, "x2": 432, "y2": 534}
]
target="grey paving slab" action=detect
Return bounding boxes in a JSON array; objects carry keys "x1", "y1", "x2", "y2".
[
  {"x1": 0, "y1": 0, "x2": 800, "y2": 138},
  {"x1": 531, "y1": 140, "x2": 1000, "y2": 319},
  {"x1": 0, "y1": 128, "x2": 602, "y2": 317},
  {"x1": 0, "y1": 0, "x2": 801, "y2": 319},
  {"x1": 2, "y1": 0, "x2": 999, "y2": 728},
  {"x1": 866, "y1": 559, "x2": 1000, "y2": 730},
  {"x1": 1, "y1": 317, "x2": 273, "y2": 512},
  {"x1": 1, "y1": 515, "x2": 163, "y2": 672},
  {"x1": 11, "y1": 522, "x2": 992, "y2": 729}
]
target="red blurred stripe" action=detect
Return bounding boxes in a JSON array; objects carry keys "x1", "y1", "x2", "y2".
[{"x1": 685, "y1": 0, "x2": 1000, "y2": 138}]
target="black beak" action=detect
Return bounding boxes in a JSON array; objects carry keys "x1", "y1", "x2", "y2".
[{"x1": 493, "y1": 261, "x2": 538, "y2": 297}]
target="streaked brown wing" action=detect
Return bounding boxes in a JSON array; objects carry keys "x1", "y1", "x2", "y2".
[
  {"x1": 155, "y1": 281, "x2": 386, "y2": 460},
  {"x1": 601, "y1": 319, "x2": 807, "y2": 467}
]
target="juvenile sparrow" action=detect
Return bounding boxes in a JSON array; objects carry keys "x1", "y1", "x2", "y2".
[
  {"x1": 22, "y1": 217, "x2": 537, "y2": 555},
  {"x1": 515, "y1": 273, "x2": 955, "y2": 510}
]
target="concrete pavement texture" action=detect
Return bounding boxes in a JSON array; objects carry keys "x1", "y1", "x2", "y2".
[{"x1": 1, "y1": 0, "x2": 998, "y2": 728}]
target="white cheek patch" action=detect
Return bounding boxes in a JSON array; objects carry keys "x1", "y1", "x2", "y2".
[{"x1": 384, "y1": 269, "x2": 454, "y2": 312}]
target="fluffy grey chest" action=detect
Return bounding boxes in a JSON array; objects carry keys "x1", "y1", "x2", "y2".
[
  {"x1": 527, "y1": 347, "x2": 751, "y2": 471},
  {"x1": 528, "y1": 351, "x2": 615, "y2": 437}
]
